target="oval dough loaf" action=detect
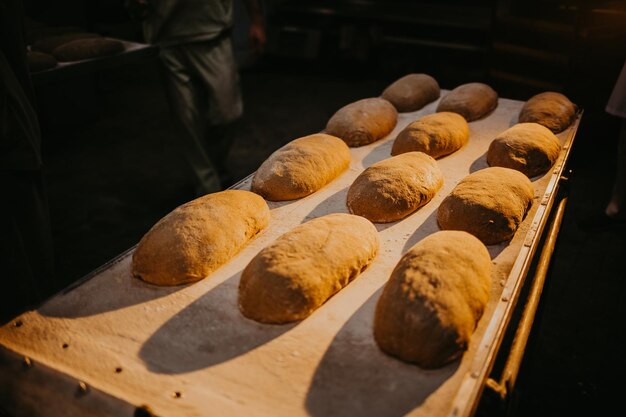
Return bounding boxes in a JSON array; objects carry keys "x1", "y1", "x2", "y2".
[
  {"x1": 32, "y1": 32, "x2": 101, "y2": 53},
  {"x1": 26, "y1": 26, "x2": 84, "y2": 44},
  {"x1": 347, "y1": 152, "x2": 443, "y2": 223},
  {"x1": 132, "y1": 190, "x2": 270, "y2": 286},
  {"x1": 436, "y1": 82, "x2": 498, "y2": 121},
  {"x1": 391, "y1": 112, "x2": 469, "y2": 158},
  {"x1": 251, "y1": 134, "x2": 350, "y2": 201},
  {"x1": 519, "y1": 91, "x2": 577, "y2": 133},
  {"x1": 325, "y1": 97, "x2": 398, "y2": 147},
  {"x1": 437, "y1": 167, "x2": 534, "y2": 244},
  {"x1": 239, "y1": 213, "x2": 379, "y2": 324},
  {"x1": 53, "y1": 38, "x2": 124, "y2": 62},
  {"x1": 374, "y1": 230, "x2": 492, "y2": 368},
  {"x1": 487, "y1": 122, "x2": 561, "y2": 177},
  {"x1": 27, "y1": 51, "x2": 57, "y2": 72},
  {"x1": 381, "y1": 73, "x2": 440, "y2": 112}
]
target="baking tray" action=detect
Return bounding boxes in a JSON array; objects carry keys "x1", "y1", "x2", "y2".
[
  {"x1": 30, "y1": 39, "x2": 158, "y2": 86},
  {"x1": 0, "y1": 93, "x2": 580, "y2": 417}
]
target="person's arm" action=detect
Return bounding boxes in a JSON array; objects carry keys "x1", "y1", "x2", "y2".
[{"x1": 242, "y1": 0, "x2": 266, "y2": 56}]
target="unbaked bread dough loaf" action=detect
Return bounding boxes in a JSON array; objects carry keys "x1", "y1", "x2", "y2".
[
  {"x1": 325, "y1": 97, "x2": 398, "y2": 147},
  {"x1": 132, "y1": 190, "x2": 270, "y2": 286},
  {"x1": 347, "y1": 152, "x2": 443, "y2": 223},
  {"x1": 437, "y1": 167, "x2": 534, "y2": 245},
  {"x1": 381, "y1": 73, "x2": 440, "y2": 112},
  {"x1": 53, "y1": 38, "x2": 124, "y2": 62},
  {"x1": 251, "y1": 134, "x2": 350, "y2": 201},
  {"x1": 27, "y1": 51, "x2": 57, "y2": 72},
  {"x1": 436, "y1": 82, "x2": 498, "y2": 121},
  {"x1": 374, "y1": 230, "x2": 492, "y2": 368},
  {"x1": 32, "y1": 32, "x2": 101, "y2": 53},
  {"x1": 26, "y1": 25, "x2": 84, "y2": 44},
  {"x1": 239, "y1": 213, "x2": 379, "y2": 324},
  {"x1": 487, "y1": 122, "x2": 562, "y2": 177},
  {"x1": 519, "y1": 91, "x2": 577, "y2": 133},
  {"x1": 391, "y1": 112, "x2": 469, "y2": 158}
]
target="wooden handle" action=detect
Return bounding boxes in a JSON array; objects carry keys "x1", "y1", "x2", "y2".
[{"x1": 485, "y1": 191, "x2": 569, "y2": 400}]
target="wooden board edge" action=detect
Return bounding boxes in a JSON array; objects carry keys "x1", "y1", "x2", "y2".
[{"x1": 0, "y1": 344, "x2": 160, "y2": 417}]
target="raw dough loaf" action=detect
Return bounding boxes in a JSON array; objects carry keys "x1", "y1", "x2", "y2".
[
  {"x1": 381, "y1": 73, "x2": 440, "y2": 112},
  {"x1": 391, "y1": 112, "x2": 469, "y2": 158},
  {"x1": 374, "y1": 230, "x2": 492, "y2": 368},
  {"x1": 518, "y1": 91, "x2": 577, "y2": 133},
  {"x1": 26, "y1": 25, "x2": 84, "y2": 44},
  {"x1": 487, "y1": 122, "x2": 562, "y2": 177},
  {"x1": 437, "y1": 167, "x2": 534, "y2": 245},
  {"x1": 436, "y1": 82, "x2": 498, "y2": 121},
  {"x1": 132, "y1": 190, "x2": 270, "y2": 286},
  {"x1": 53, "y1": 38, "x2": 124, "y2": 62},
  {"x1": 251, "y1": 133, "x2": 350, "y2": 201},
  {"x1": 239, "y1": 213, "x2": 379, "y2": 324},
  {"x1": 347, "y1": 152, "x2": 443, "y2": 223},
  {"x1": 27, "y1": 51, "x2": 57, "y2": 72},
  {"x1": 32, "y1": 32, "x2": 101, "y2": 53},
  {"x1": 325, "y1": 97, "x2": 398, "y2": 147}
]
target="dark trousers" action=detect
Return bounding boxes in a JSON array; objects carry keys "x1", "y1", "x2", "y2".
[{"x1": 1, "y1": 169, "x2": 55, "y2": 322}]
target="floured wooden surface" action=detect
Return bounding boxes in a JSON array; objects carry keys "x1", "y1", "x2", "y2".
[{"x1": 0, "y1": 94, "x2": 579, "y2": 417}]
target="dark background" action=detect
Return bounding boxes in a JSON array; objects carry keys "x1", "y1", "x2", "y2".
[{"x1": 14, "y1": 0, "x2": 626, "y2": 416}]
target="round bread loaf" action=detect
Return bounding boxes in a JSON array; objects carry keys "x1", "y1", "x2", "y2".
[
  {"x1": 27, "y1": 51, "x2": 57, "y2": 72},
  {"x1": 347, "y1": 152, "x2": 443, "y2": 223},
  {"x1": 391, "y1": 112, "x2": 469, "y2": 158},
  {"x1": 32, "y1": 32, "x2": 101, "y2": 53},
  {"x1": 381, "y1": 73, "x2": 440, "y2": 112},
  {"x1": 325, "y1": 97, "x2": 398, "y2": 147},
  {"x1": 436, "y1": 82, "x2": 498, "y2": 121},
  {"x1": 487, "y1": 122, "x2": 562, "y2": 177},
  {"x1": 437, "y1": 167, "x2": 534, "y2": 245},
  {"x1": 239, "y1": 213, "x2": 379, "y2": 324},
  {"x1": 374, "y1": 230, "x2": 492, "y2": 368},
  {"x1": 251, "y1": 133, "x2": 350, "y2": 201},
  {"x1": 53, "y1": 38, "x2": 124, "y2": 62},
  {"x1": 519, "y1": 91, "x2": 577, "y2": 133},
  {"x1": 132, "y1": 190, "x2": 270, "y2": 286}
]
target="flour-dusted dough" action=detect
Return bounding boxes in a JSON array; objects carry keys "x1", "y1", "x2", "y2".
[
  {"x1": 437, "y1": 167, "x2": 534, "y2": 245},
  {"x1": 347, "y1": 152, "x2": 443, "y2": 223},
  {"x1": 239, "y1": 213, "x2": 379, "y2": 324},
  {"x1": 132, "y1": 190, "x2": 270, "y2": 286},
  {"x1": 392, "y1": 112, "x2": 469, "y2": 158},
  {"x1": 26, "y1": 25, "x2": 84, "y2": 45},
  {"x1": 53, "y1": 38, "x2": 124, "y2": 62},
  {"x1": 32, "y1": 32, "x2": 101, "y2": 53},
  {"x1": 381, "y1": 73, "x2": 440, "y2": 112},
  {"x1": 27, "y1": 51, "x2": 57, "y2": 72},
  {"x1": 519, "y1": 91, "x2": 577, "y2": 133},
  {"x1": 374, "y1": 230, "x2": 492, "y2": 368},
  {"x1": 487, "y1": 122, "x2": 562, "y2": 177},
  {"x1": 325, "y1": 97, "x2": 398, "y2": 147},
  {"x1": 436, "y1": 82, "x2": 498, "y2": 121},
  {"x1": 251, "y1": 134, "x2": 350, "y2": 201}
]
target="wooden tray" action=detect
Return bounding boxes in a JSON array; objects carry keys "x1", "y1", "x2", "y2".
[
  {"x1": 30, "y1": 39, "x2": 158, "y2": 85},
  {"x1": 0, "y1": 93, "x2": 580, "y2": 417}
]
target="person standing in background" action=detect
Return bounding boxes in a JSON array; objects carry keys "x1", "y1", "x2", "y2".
[
  {"x1": 579, "y1": 60, "x2": 626, "y2": 231},
  {"x1": 127, "y1": 0, "x2": 266, "y2": 195},
  {"x1": 1, "y1": 0, "x2": 56, "y2": 322},
  {"x1": 602, "y1": 60, "x2": 626, "y2": 225}
]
